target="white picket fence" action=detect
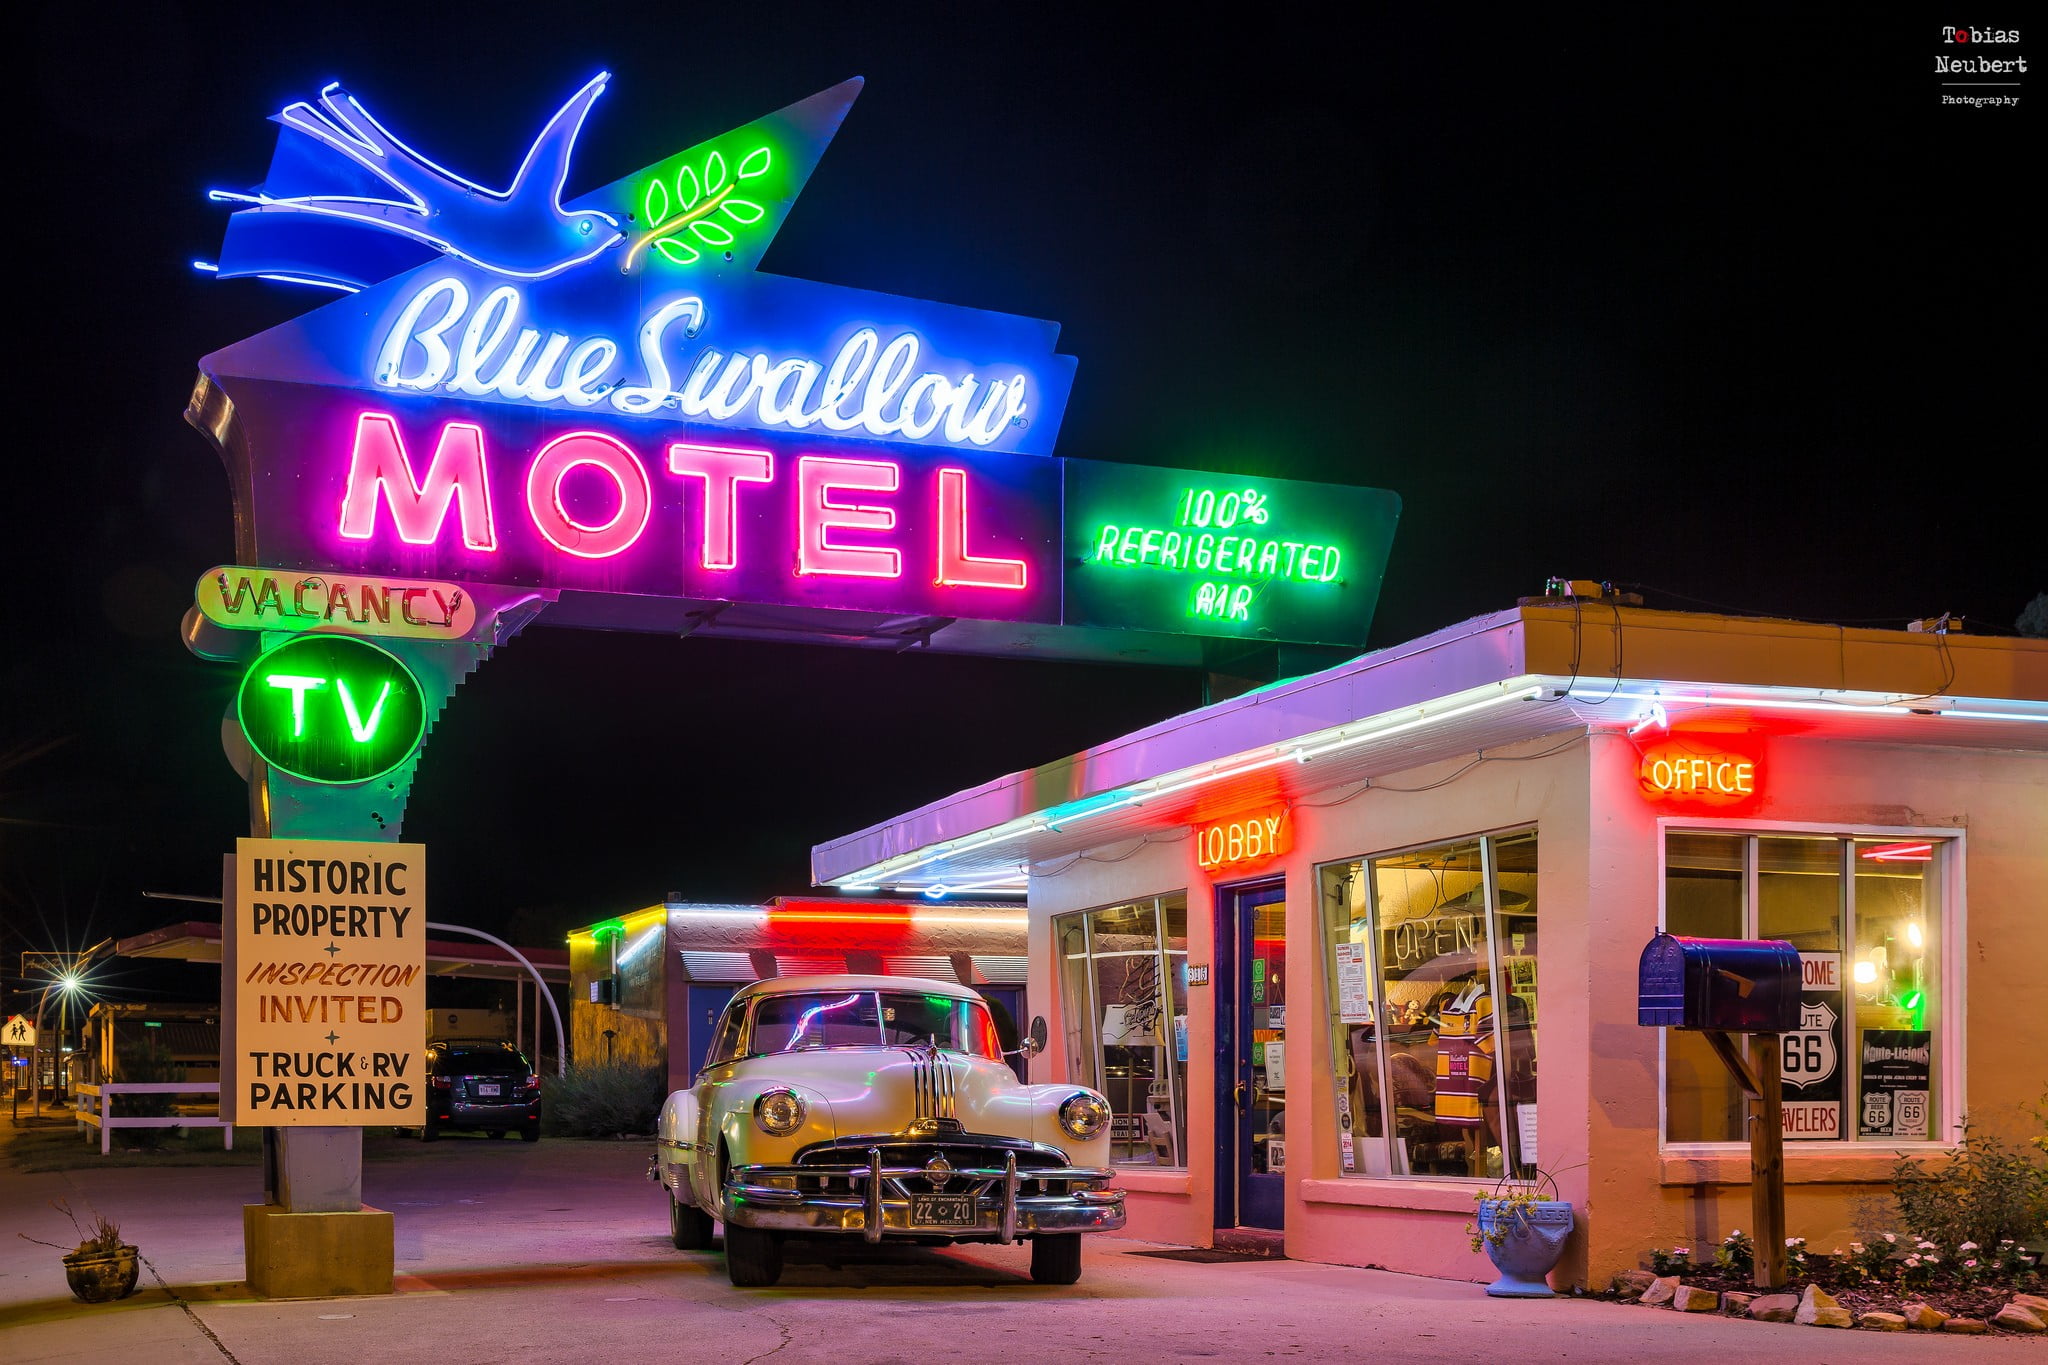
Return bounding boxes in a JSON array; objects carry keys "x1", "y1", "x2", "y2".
[{"x1": 72, "y1": 1082, "x2": 233, "y2": 1155}]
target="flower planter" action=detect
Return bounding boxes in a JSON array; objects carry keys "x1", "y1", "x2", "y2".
[
  {"x1": 1477, "y1": 1199, "x2": 1574, "y2": 1297},
  {"x1": 63, "y1": 1245, "x2": 140, "y2": 1303}
]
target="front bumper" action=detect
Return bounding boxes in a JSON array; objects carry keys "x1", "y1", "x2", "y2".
[{"x1": 725, "y1": 1147, "x2": 1126, "y2": 1242}]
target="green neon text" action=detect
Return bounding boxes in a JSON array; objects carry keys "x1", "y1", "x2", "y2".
[
  {"x1": 262, "y1": 673, "x2": 392, "y2": 743},
  {"x1": 1089, "y1": 523, "x2": 1343, "y2": 584}
]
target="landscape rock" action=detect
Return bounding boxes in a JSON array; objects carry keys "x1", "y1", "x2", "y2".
[
  {"x1": 1640, "y1": 1275, "x2": 1679, "y2": 1307},
  {"x1": 1673, "y1": 1285, "x2": 1717, "y2": 1312},
  {"x1": 1902, "y1": 1303, "x2": 1948, "y2": 1330},
  {"x1": 1990, "y1": 1304, "x2": 2045, "y2": 1333},
  {"x1": 1720, "y1": 1291, "x2": 1756, "y2": 1315},
  {"x1": 1610, "y1": 1270, "x2": 1656, "y2": 1301},
  {"x1": 1857, "y1": 1312, "x2": 1907, "y2": 1331},
  {"x1": 2010, "y1": 1293, "x2": 2048, "y2": 1315},
  {"x1": 1941, "y1": 1318, "x2": 1988, "y2": 1334},
  {"x1": 1795, "y1": 1284, "x2": 1851, "y2": 1328},
  {"x1": 1749, "y1": 1293, "x2": 1799, "y2": 1323}
]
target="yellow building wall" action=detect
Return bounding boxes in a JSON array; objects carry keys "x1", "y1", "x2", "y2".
[{"x1": 568, "y1": 928, "x2": 667, "y2": 1070}]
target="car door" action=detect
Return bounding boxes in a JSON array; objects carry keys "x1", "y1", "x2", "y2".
[{"x1": 692, "y1": 997, "x2": 749, "y2": 1208}]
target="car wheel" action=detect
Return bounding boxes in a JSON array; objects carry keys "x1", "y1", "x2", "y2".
[
  {"x1": 520, "y1": 1125, "x2": 540, "y2": 1143},
  {"x1": 1030, "y1": 1234, "x2": 1083, "y2": 1285},
  {"x1": 670, "y1": 1189, "x2": 714, "y2": 1250},
  {"x1": 724, "y1": 1222, "x2": 784, "y2": 1287}
]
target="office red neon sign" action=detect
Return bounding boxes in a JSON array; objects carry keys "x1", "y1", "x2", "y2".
[{"x1": 1639, "y1": 742, "x2": 1760, "y2": 807}]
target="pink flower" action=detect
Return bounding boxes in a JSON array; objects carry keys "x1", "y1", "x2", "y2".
[
  {"x1": 1958, "y1": 1241, "x2": 1978, "y2": 1252},
  {"x1": 1965, "y1": 1259, "x2": 1978, "y2": 1269}
]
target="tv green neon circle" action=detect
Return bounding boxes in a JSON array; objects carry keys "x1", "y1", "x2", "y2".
[{"x1": 235, "y1": 634, "x2": 428, "y2": 786}]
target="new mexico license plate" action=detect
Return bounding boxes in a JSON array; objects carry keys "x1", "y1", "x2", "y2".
[{"x1": 910, "y1": 1194, "x2": 976, "y2": 1227}]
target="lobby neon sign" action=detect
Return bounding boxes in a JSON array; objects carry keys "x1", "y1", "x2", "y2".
[{"x1": 1194, "y1": 806, "x2": 1291, "y2": 872}]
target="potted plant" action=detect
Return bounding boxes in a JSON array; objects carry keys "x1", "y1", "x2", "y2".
[
  {"x1": 1467, "y1": 1170, "x2": 1575, "y2": 1297},
  {"x1": 19, "y1": 1198, "x2": 140, "y2": 1303}
]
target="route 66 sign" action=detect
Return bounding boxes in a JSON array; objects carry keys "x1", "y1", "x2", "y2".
[{"x1": 1783, "y1": 1000, "x2": 1840, "y2": 1089}]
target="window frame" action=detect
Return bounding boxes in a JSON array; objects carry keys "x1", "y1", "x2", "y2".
[
  {"x1": 1315, "y1": 823, "x2": 1540, "y2": 1183},
  {"x1": 1655, "y1": 817, "x2": 1967, "y2": 1155},
  {"x1": 1052, "y1": 893, "x2": 1191, "y2": 1169}
]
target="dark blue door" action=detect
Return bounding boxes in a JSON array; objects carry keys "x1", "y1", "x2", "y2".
[
  {"x1": 1215, "y1": 878, "x2": 1287, "y2": 1231},
  {"x1": 686, "y1": 985, "x2": 739, "y2": 1079}
]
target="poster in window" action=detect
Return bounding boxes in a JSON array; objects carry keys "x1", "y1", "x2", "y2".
[
  {"x1": 1334, "y1": 943, "x2": 1373, "y2": 1023},
  {"x1": 1859, "y1": 1029, "x2": 1932, "y2": 1139},
  {"x1": 1781, "y1": 952, "x2": 1844, "y2": 1140}
]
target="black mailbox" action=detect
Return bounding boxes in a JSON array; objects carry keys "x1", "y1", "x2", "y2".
[{"x1": 1638, "y1": 932, "x2": 1801, "y2": 1032}]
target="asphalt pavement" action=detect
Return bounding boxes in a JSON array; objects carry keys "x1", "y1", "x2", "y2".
[{"x1": 2, "y1": 1117, "x2": 2038, "y2": 1364}]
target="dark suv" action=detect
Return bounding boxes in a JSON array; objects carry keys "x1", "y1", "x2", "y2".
[{"x1": 420, "y1": 1039, "x2": 541, "y2": 1141}]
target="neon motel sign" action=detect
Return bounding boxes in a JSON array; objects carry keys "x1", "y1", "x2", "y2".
[{"x1": 191, "y1": 71, "x2": 1399, "y2": 670}]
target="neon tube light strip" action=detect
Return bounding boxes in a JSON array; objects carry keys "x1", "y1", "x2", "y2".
[
  {"x1": 846, "y1": 683, "x2": 1549, "y2": 886},
  {"x1": 1294, "y1": 685, "x2": 1546, "y2": 762}
]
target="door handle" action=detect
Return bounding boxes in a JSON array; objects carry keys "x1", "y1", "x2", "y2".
[{"x1": 1232, "y1": 1081, "x2": 1248, "y2": 1112}]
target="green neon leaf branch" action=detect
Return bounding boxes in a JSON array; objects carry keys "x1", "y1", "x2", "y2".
[{"x1": 627, "y1": 145, "x2": 773, "y2": 269}]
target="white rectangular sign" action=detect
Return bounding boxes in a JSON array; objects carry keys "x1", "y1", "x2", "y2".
[{"x1": 230, "y1": 837, "x2": 425, "y2": 1126}]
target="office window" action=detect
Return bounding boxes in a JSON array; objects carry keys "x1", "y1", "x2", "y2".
[{"x1": 1663, "y1": 831, "x2": 1947, "y2": 1145}]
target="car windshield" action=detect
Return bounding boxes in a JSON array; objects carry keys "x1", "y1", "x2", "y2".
[
  {"x1": 748, "y1": 991, "x2": 1001, "y2": 1059},
  {"x1": 437, "y1": 1048, "x2": 528, "y2": 1076}
]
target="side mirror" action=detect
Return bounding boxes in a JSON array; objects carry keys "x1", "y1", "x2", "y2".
[{"x1": 1005, "y1": 1016, "x2": 1049, "y2": 1060}]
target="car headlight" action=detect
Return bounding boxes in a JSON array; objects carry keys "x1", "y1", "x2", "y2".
[
  {"x1": 753, "y1": 1088, "x2": 807, "y2": 1136},
  {"x1": 1057, "y1": 1091, "x2": 1110, "y2": 1140}
]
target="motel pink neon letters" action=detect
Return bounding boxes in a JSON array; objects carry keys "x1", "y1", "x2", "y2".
[{"x1": 337, "y1": 409, "x2": 1030, "y2": 588}]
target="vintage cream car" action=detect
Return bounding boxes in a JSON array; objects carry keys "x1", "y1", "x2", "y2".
[{"x1": 652, "y1": 975, "x2": 1126, "y2": 1286}]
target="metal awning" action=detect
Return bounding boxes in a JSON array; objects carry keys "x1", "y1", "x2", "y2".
[{"x1": 812, "y1": 602, "x2": 2048, "y2": 893}]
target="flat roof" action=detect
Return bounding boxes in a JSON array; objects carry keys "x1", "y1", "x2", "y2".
[{"x1": 812, "y1": 602, "x2": 2048, "y2": 893}]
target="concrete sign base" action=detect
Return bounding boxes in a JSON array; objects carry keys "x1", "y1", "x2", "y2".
[{"x1": 244, "y1": 1204, "x2": 394, "y2": 1297}]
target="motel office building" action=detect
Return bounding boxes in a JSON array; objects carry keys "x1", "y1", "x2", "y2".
[{"x1": 812, "y1": 602, "x2": 2048, "y2": 1288}]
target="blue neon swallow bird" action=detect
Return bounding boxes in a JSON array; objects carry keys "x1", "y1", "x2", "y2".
[{"x1": 207, "y1": 72, "x2": 623, "y2": 291}]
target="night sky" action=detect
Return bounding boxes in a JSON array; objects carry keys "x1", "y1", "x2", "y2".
[{"x1": 5, "y1": 8, "x2": 2036, "y2": 1000}]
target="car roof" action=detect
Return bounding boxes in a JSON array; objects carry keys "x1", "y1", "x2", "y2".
[{"x1": 732, "y1": 974, "x2": 983, "y2": 1003}]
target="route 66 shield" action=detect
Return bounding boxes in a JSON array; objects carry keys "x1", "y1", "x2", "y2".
[{"x1": 1782, "y1": 1001, "x2": 1839, "y2": 1091}]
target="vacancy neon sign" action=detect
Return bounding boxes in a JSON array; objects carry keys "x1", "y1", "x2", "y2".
[{"x1": 335, "y1": 408, "x2": 1033, "y2": 592}]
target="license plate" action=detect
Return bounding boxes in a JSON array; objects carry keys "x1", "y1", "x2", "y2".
[
  {"x1": 909, "y1": 1194, "x2": 975, "y2": 1227},
  {"x1": 478, "y1": 1083, "x2": 500, "y2": 1097}
]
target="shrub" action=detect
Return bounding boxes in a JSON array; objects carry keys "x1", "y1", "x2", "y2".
[
  {"x1": 1647, "y1": 1246, "x2": 1691, "y2": 1275},
  {"x1": 1713, "y1": 1228, "x2": 1754, "y2": 1275},
  {"x1": 539, "y1": 1061, "x2": 664, "y2": 1138},
  {"x1": 112, "y1": 1037, "x2": 185, "y2": 1150},
  {"x1": 1891, "y1": 1118, "x2": 2048, "y2": 1258}
]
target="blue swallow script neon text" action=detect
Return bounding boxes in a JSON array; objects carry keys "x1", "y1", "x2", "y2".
[{"x1": 374, "y1": 276, "x2": 1031, "y2": 447}]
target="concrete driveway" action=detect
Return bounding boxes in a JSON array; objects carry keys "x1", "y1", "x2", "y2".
[{"x1": 2, "y1": 1127, "x2": 2037, "y2": 1363}]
